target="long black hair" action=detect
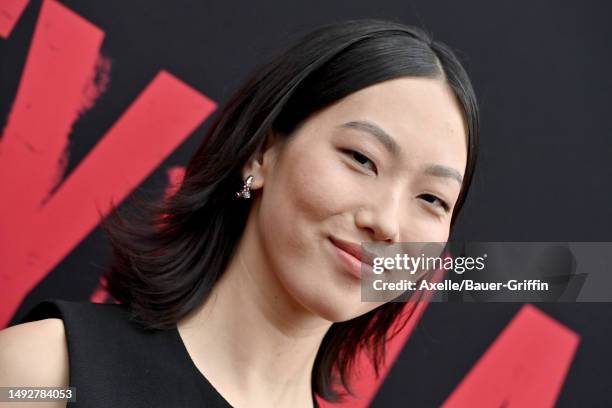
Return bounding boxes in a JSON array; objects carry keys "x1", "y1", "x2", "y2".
[{"x1": 102, "y1": 19, "x2": 479, "y2": 401}]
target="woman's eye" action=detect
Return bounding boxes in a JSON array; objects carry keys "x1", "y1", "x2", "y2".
[
  {"x1": 419, "y1": 193, "x2": 450, "y2": 213},
  {"x1": 343, "y1": 149, "x2": 377, "y2": 173}
]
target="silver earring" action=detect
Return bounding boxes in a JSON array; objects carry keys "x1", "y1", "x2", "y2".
[{"x1": 236, "y1": 175, "x2": 254, "y2": 199}]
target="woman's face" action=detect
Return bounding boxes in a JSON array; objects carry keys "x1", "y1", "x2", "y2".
[{"x1": 249, "y1": 76, "x2": 468, "y2": 322}]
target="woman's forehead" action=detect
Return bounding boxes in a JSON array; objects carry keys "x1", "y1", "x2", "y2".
[
  {"x1": 293, "y1": 77, "x2": 468, "y2": 165},
  {"x1": 329, "y1": 77, "x2": 465, "y2": 132}
]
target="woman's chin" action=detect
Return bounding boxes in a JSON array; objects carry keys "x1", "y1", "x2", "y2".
[{"x1": 299, "y1": 293, "x2": 373, "y2": 323}]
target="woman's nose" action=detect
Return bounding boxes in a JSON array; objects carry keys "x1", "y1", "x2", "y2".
[{"x1": 354, "y1": 195, "x2": 401, "y2": 243}]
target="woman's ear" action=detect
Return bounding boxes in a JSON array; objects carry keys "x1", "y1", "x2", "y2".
[{"x1": 240, "y1": 130, "x2": 283, "y2": 191}]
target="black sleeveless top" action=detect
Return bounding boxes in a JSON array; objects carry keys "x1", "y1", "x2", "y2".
[{"x1": 20, "y1": 300, "x2": 320, "y2": 408}]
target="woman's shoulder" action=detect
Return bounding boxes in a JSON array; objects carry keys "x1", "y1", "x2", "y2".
[
  {"x1": 0, "y1": 317, "x2": 69, "y2": 389},
  {"x1": 1, "y1": 300, "x2": 235, "y2": 407},
  {"x1": 0, "y1": 299, "x2": 127, "y2": 388}
]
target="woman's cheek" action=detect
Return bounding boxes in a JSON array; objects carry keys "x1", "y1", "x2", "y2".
[
  {"x1": 406, "y1": 215, "x2": 451, "y2": 243},
  {"x1": 289, "y1": 154, "x2": 358, "y2": 223}
]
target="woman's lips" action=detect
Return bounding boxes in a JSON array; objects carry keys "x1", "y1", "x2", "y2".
[{"x1": 329, "y1": 236, "x2": 375, "y2": 280}]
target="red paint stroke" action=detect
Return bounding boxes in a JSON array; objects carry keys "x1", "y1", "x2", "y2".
[
  {"x1": 0, "y1": 0, "x2": 29, "y2": 38},
  {"x1": 90, "y1": 275, "x2": 110, "y2": 304},
  {"x1": 164, "y1": 165, "x2": 185, "y2": 200},
  {"x1": 79, "y1": 54, "x2": 112, "y2": 117},
  {"x1": 1, "y1": 68, "x2": 216, "y2": 326},
  {"x1": 0, "y1": 0, "x2": 104, "y2": 212},
  {"x1": 43, "y1": 53, "x2": 113, "y2": 205},
  {"x1": 443, "y1": 304, "x2": 580, "y2": 408},
  {"x1": 89, "y1": 276, "x2": 119, "y2": 304},
  {"x1": 0, "y1": 0, "x2": 104, "y2": 324},
  {"x1": 318, "y1": 268, "x2": 446, "y2": 408},
  {"x1": 0, "y1": 0, "x2": 216, "y2": 328}
]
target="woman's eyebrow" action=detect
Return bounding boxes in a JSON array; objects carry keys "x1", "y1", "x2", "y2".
[
  {"x1": 338, "y1": 120, "x2": 400, "y2": 157},
  {"x1": 422, "y1": 164, "x2": 463, "y2": 185}
]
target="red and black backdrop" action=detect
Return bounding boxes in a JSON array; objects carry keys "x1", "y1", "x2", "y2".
[{"x1": 1, "y1": 0, "x2": 611, "y2": 406}]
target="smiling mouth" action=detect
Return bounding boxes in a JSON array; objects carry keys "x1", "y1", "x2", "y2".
[
  {"x1": 329, "y1": 236, "x2": 378, "y2": 265},
  {"x1": 329, "y1": 236, "x2": 378, "y2": 279}
]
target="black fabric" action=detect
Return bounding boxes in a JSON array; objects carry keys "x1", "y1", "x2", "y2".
[{"x1": 20, "y1": 300, "x2": 320, "y2": 408}]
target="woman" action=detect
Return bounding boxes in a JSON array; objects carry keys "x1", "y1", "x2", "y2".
[{"x1": 0, "y1": 19, "x2": 478, "y2": 407}]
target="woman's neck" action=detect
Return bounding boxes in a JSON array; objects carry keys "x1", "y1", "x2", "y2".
[{"x1": 176, "y1": 220, "x2": 332, "y2": 407}]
